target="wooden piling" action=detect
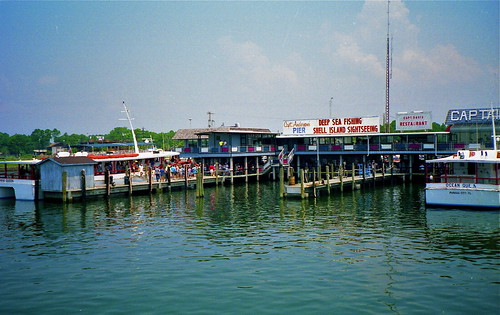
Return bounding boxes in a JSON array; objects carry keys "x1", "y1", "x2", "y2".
[
  {"x1": 105, "y1": 170, "x2": 111, "y2": 197},
  {"x1": 148, "y1": 166, "x2": 153, "y2": 193},
  {"x1": 80, "y1": 169, "x2": 86, "y2": 200},
  {"x1": 339, "y1": 164, "x2": 344, "y2": 192},
  {"x1": 362, "y1": 163, "x2": 366, "y2": 186},
  {"x1": 312, "y1": 168, "x2": 317, "y2": 198},
  {"x1": 196, "y1": 166, "x2": 204, "y2": 198},
  {"x1": 300, "y1": 168, "x2": 306, "y2": 199},
  {"x1": 351, "y1": 163, "x2": 356, "y2": 191},
  {"x1": 244, "y1": 157, "x2": 248, "y2": 183},
  {"x1": 325, "y1": 165, "x2": 330, "y2": 195},
  {"x1": 127, "y1": 167, "x2": 133, "y2": 195},
  {"x1": 279, "y1": 166, "x2": 285, "y2": 198},
  {"x1": 331, "y1": 164, "x2": 335, "y2": 183},
  {"x1": 62, "y1": 171, "x2": 67, "y2": 203},
  {"x1": 256, "y1": 157, "x2": 260, "y2": 181},
  {"x1": 215, "y1": 162, "x2": 219, "y2": 185}
]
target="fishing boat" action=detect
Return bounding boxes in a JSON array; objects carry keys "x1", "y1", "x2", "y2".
[
  {"x1": 71, "y1": 102, "x2": 179, "y2": 185},
  {"x1": 425, "y1": 149, "x2": 500, "y2": 208}
]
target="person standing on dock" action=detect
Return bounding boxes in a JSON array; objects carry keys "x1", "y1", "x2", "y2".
[
  {"x1": 160, "y1": 167, "x2": 165, "y2": 182},
  {"x1": 155, "y1": 167, "x2": 160, "y2": 182}
]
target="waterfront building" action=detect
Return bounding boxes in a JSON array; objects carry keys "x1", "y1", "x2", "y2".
[
  {"x1": 39, "y1": 156, "x2": 96, "y2": 192},
  {"x1": 174, "y1": 108, "x2": 499, "y2": 178},
  {"x1": 444, "y1": 107, "x2": 500, "y2": 149},
  {"x1": 173, "y1": 126, "x2": 278, "y2": 179}
]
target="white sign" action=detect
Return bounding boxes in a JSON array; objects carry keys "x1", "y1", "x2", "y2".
[
  {"x1": 395, "y1": 112, "x2": 432, "y2": 131},
  {"x1": 282, "y1": 117, "x2": 380, "y2": 136}
]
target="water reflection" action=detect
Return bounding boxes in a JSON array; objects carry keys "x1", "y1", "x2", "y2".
[
  {"x1": 1, "y1": 183, "x2": 497, "y2": 259},
  {"x1": 0, "y1": 182, "x2": 498, "y2": 314}
]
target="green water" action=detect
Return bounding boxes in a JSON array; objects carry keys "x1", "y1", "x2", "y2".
[{"x1": 0, "y1": 182, "x2": 498, "y2": 314}]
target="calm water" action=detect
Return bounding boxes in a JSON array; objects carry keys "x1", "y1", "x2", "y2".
[{"x1": 0, "y1": 182, "x2": 498, "y2": 314}]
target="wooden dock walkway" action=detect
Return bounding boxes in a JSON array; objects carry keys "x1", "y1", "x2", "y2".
[
  {"x1": 284, "y1": 173, "x2": 397, "y2": 198},
  {"x1": 42, "y1": 172, "x2": 263, "y2": 202}
]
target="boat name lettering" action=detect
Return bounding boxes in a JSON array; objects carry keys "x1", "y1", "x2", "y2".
[
  {"x1": 0, "y1": 179, "x2": 14, "y2": 183},
  {"x1": 445, "y1": 183, "x2": 477, "y2": 188}
]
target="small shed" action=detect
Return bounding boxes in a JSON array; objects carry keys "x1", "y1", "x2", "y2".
[{"x1": 39, "y1": 156, "x2": 96, "y2": 192}]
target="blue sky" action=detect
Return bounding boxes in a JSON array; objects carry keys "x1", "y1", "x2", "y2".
[{"x1": 1, "y1": 0, "x2": 498, "y2": 135}]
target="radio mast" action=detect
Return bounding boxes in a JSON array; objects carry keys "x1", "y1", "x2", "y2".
[{"x1": 384, "y1": 0, "x2": 391, "y2": 132}]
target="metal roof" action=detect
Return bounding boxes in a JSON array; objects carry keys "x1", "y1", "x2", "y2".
[
  {"x1": 173, "y1": 127, "x2": 276, "y2": 140},
  {"x1": 40, "y1": 156, "x2": 96, "y2": 166}
]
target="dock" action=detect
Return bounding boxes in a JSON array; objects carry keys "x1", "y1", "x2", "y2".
[
  {"x1": 281, "y1": 164, "x2": 404, "y2": 198},
  {"x1": 42, "y1": 172, "x2": 263, "y2": 202},
  {"x1": 284, "y1": 172, "x2": 398, "y2": 198}
]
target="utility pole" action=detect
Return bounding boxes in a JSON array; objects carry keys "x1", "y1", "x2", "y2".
[{"x1": 207, "y1": 112, "x2": 215, "y2": 128}]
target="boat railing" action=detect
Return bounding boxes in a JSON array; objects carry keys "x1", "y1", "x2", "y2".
[{"x1": 0, "y1": 164, "x2": 36, "y2": 180}]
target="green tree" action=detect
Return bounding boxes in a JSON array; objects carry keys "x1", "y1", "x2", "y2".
[
  {"x1": 0, "y1": 132, "x2": 9, "y2": 154},
  {"x1": 55, "y1": 133, "x2": 89, "y2": 147},
  {"x1": 8, "y1": 134, "x2": 33, "y2": 155},
  {"x1": 30, "y1": 129, "x2": 53, "y2": 149},
  {"x1": 106, "y1": 127, "x2": 132, "y2": 142},
  {"x1": 431, "y1": 122, "x2": 447, "y2": 132}
]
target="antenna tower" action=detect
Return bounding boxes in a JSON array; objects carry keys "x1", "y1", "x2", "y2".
[{"x1": 384, "y1": 0, "x2": 391, "y2": 132}]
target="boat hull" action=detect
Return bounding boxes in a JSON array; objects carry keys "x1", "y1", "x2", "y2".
[
  {"x1": 0, "y1": 179, "x2": 40, "y2": 200},
  {"x1": 425, "y1": 183, "x2": 500, "y2": 208}
]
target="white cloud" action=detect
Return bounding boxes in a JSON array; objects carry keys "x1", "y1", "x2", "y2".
[
  {"x1": 322, "y1": 0, "x2": 488, "y2": 120},
  {"x1": 399, "y1": 45, "x2": 481, "y2": 85}
]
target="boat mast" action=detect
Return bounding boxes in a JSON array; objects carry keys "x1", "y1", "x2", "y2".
[
  {"x1": 384, "y1": 0, "x2": 391, "y2": 132},
  {"x1": 121, "y1": 101, "x2": 140, "y2": 154}
]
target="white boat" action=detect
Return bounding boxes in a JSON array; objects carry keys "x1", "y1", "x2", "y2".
[
  {"x1": 425, "y1": 149, "x2": 500, "y2": 208},
  {"x1": 0, "y1": 159, "x2": 42, "y2": 200},
  {"x1": 67, "y1": 102, "x2": 179, "y2": 186},
  {"x1": 85, "y1": 150, "x2": 179, "y2": 186}
]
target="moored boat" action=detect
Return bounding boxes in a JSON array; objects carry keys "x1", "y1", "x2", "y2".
[
  {"x1": 0, "y1": 160, "x2": 42, "y2": 200},
  {"x1": 425, "y1": 150, "x2": 500, "y2": 208}
]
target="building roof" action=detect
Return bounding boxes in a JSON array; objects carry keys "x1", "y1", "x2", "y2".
[
  {"x1": 173, "y1": 127, "x2": 275, "y2": 140},
  {"x1": 40, "y1": 156, "x2": 97, "y2": 166}
]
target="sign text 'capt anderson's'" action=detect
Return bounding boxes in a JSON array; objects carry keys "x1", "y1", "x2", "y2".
[{"x1": 282, "y1": 117, "x2": 380, "y2": 136}]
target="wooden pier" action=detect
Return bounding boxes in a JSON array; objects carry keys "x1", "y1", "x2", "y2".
[
  {"x1": 40, "y1": 160, "x2": 405, "y2": 202},
  {"x1": 42, "y1": 171, "x2": 264, "y2": 202},
  {"x1": 284, "y1": 172, "x2": 397, "y2": 198},
  {"x1": 281, "y1": 164, "x2": 404, "y2": 198}
]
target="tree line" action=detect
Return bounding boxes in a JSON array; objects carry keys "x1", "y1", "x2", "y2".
[{"x1": 0, "y1": 127, "x2": 182, "y2": 157}]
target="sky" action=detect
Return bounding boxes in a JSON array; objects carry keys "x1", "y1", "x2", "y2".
[{"x1": 1, "y1": 0, "x2": 498, "y2": 135}]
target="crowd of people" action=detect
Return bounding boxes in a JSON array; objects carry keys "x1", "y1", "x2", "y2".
[{"x1": 129, "y1": 160, "x2": 256, "y2": 182}]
